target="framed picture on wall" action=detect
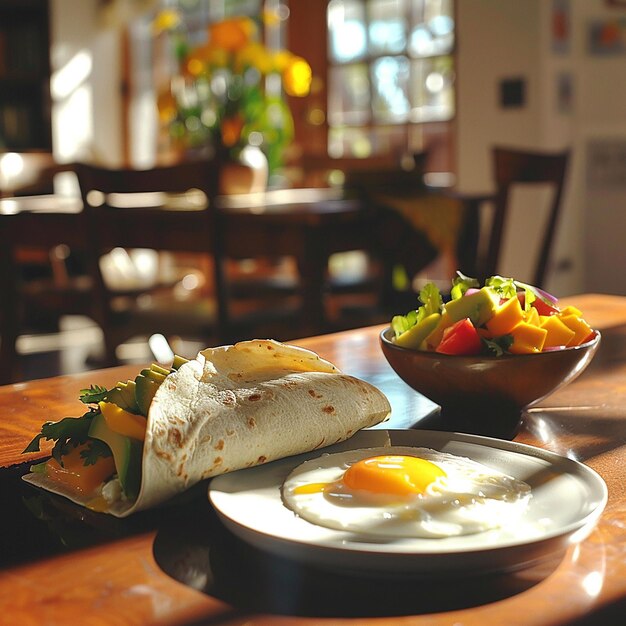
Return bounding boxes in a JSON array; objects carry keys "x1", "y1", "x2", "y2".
[
  {"x1": 552, "y1": 0, "x2": 571, "y2": 54},
  {"x1": 588, "y1": 18, "x2": 626, "y2": 55}
]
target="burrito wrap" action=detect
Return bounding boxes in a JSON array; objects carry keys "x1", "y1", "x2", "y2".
[{"x1": 24, "y1": 340, "x2": 391, "y2": 517}]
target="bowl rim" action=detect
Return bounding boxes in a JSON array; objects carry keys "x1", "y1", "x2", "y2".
[{"x1": 379, "y1": 326, "x2": 601, "y2": 360}]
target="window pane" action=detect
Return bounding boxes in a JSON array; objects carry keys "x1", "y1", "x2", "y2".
[
  {"x1": 328, "y1": 124, "x2": 407, "y2": 157},
  {"x1": 409, "y1": 0, "x2": 454, "y2": 57},
  {"x1": 371, "y1": 56, "x2": 410, "y2": 123},
  {"x1": 328, "y1": 126, "x2": 373, "y2": 157},
  {"x1": 328, "y1": 0, "x2": 368, "y2": 63},
  {"x1": 367, "y1": 0, "x2": 407, "y2": 55},
  {"x1": 328, "y1": 64, "x2": 371, "y2": 126},
  {"x1": 409, "y1": 55, "x2": 455, "y2": 122}
]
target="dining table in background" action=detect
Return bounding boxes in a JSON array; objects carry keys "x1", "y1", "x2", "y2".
[
  {"x1": 0, "y1": 185, "x2": 487, "y2": 357},
  {"x1": 0, "y1": 293, "x2": 625, "y2": 624}
]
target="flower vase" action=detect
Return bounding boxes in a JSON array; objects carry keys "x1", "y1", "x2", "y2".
[{"x1": 220, "y1": 145, "x2": 269, "y2": 195}]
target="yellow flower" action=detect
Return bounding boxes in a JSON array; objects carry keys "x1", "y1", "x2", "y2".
[
  {"x1": 283, "y1": 56, "x2": 312, "y2": 97},
  {"x1": 209, "y1": 17, "x2": 257, "y2": 52},
  {"x1": 272, "y1": 50, "x2": 292, "y2": 73},
  {"x1": 262, "y1": 8, "x2": 282, "y2": 28},
  {"x1": 152, "y1": 9, "x2": 181, "y2": 35},
  {"x1": 235, "y1": 42, "x2": 273, "y2": 74}
]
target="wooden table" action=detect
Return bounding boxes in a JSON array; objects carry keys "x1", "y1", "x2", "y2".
[{"x1": 1, "y1": 293, "x2": 625, "y2": 624}]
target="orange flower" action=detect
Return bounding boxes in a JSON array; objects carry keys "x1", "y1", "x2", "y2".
[
  {"x1": 156, "y1": 89, "x2": 178, "y2": 124},
  {"x1": 283, "y1": 56, "x2": 312, "y2": 97},
  {"x1": 209, "y1": 16, "x2": 256, "y2": 52},
  {"x1": 221, "y1": 114, "x2": 245, "y2": 147}
]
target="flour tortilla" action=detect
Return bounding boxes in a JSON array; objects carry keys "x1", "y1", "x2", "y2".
[{"x1": 24, "y1": 340, "x2": 391, "y2": 517}]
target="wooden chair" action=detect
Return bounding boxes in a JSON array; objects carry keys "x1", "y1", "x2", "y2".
[
  {"x1": 0, "y1": 198, "x2": 94, "y2": 384},
  {"x1": 75, "y1": 159, "x2": 227, "y2": 367},
  {"x1": 475, "y1": 146, "x2": 570, "y2": 288},
  {"x1": 325, "y1": 151, "x2": 439, "y2": 323}
]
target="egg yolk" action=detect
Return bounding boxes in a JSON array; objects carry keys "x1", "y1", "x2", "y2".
[
  {"x1": 343, "y1": 455, "x2": 446, "y2": 496},
  {"x1": 293, "y1": 455, "x2": 446, "y2": 498}
]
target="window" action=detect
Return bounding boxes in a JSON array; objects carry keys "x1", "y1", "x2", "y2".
[{"x1": 325, "y1": 0, "x2": 455, "y2": 168}]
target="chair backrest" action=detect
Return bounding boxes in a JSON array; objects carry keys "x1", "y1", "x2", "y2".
[
  {"x1": 481, "y1": 146, "x2": 570, "y2": 288},
  {"x1": 75, "y1": 158, "x2": 227, "y2": 340}
]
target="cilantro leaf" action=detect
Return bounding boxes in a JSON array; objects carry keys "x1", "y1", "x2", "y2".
[
  {"x1": 22, "y1": 408, "x2": 100, "y2": 465},
  {"x1": 79, "y1": 385, "x2": 109, "y2": 405},
  {"x1": 483, "y1": 335, "x2": 514, "y2": 356},
  {"x1": 80, "y1": 439, "x2": 113, "y2": 466},
  {"x1": 485, "y1": 275, "x2": 517, "y2": 299}
]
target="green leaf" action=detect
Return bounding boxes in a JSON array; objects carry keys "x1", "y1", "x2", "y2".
[
  {"x1": 485, "y1": 275, "x2": 517, "y2": 299},
  {"x1": 79, "y1": 385, "x2": 109, "y2": 405},
  {"x1": 390, "y1": 284, "x2": 442, "y2": 338},
  {"x1": 80, "y1": 440, "x2": 113, "y2": 466},
  {"x1": 418, "y1": 282, "x2": 443, "y2": 318},
  {"x1": 451, "y1": 272, "x2": 479, "y2": 300},
  {"x1": 22, "y1": 409, "x2": 100, "y2": 465},
  {"x1": 483, "y1": 335, "x2": 514, "y2": 356}
]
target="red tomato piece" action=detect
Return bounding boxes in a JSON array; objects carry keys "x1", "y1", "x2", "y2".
[
  {"x1": 517, "y1": 292, "x2": 559, "y2": 316},
  {"x1": 436, "y1": 318, "x2": 483, "y2": 355}
]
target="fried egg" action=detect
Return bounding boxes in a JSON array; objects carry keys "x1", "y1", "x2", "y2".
[{"x1": 281, "y1": 446, "x2": 531, "y2": 538}]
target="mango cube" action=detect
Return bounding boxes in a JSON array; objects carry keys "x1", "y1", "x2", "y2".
[
  {"x1": 524, "y1": 305, "x2": 540, "y2": 326},
  {"x1": 540, "y1": 315, "x2": 576, "y2": 347},
  {"x1": 559, "y1": 314, "x2": 593, "y2": 346},
  {"x1": 509, "y1": 322, "x2": 547, "y2": 354},
  {"x1": 486, "y1": 296, "x2": 524, "y2": 336}
]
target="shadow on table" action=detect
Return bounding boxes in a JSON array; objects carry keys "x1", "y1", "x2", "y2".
[
  {"x1": 6, "y1": 460, "x2": 565, "y2": 619},
  {"x1": 153, "y1": 497, "x2": 565, "y2": 619}
]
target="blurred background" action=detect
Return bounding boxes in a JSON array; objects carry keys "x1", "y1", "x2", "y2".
[{"x1": 1, "y1": 0, "x2": 625, "y2": 380}]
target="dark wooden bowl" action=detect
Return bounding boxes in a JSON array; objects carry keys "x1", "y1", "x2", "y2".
[{"x1": 380, "y1": 327, "x2": 601, "y2": 439}]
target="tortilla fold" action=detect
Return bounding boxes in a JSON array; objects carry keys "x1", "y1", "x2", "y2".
[{"x1": 23, "y1": 340, "x2": 391, "y2": 517}]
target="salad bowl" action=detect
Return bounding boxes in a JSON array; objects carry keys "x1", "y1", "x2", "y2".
[{"x1": 380, "y1": 327, "x2": 601, "y2": 439}]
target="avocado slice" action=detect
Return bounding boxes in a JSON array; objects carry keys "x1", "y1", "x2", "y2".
[
  {"x1": 394, "y1": 313, "x2": 441, "y2": 350},
  {"x1": 134, "y1": 374, "x2": 162, "y2": 416},
  {"x1": 171, "y1": 354, "x2": 189, "y2": 370},
  {"x1": 107, "y1": 380, "x2": 140, "y2": 414},
  {"x1": 141, "y1": 367, "x2": 167, "y2": 383},
  {"x1": 445, "y1": 287, "x2": 500, "y2": 327},
  {"x1": 149, "y1": 363, "x2": 171, "y2": 377},
  {"x1": 88, "y1": 412, "x2": 142, "y2": 500}
]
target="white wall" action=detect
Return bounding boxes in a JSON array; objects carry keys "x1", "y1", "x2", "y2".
[
  {"x1": 50, "y1": 0, "x2": 123, "y2": 167},
  {"x1": 573, "y1": 0, "x2": 626, "y2": 295},
  {"x1": 456, "y1": 0, "x2": 626, "y2": 297}
]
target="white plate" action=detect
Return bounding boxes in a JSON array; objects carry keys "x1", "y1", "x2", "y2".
[{"x1": 209, "y1": 429, "x2": 607, "y2": 576}]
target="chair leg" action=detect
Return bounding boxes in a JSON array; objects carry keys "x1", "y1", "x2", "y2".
[{"x1": 0, "y1": 331, "x2": 20, "y2": 385}]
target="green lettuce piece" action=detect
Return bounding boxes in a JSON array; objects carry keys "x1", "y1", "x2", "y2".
[
  {"x1": 450, "y1": 272, "x2": 479, "y2": 300},
  {"x1": 390, "y1": 282, "x2": 443, "y2": 338}
]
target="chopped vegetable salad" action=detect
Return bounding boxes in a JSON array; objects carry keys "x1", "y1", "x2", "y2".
[{"x1": 391, "y1": 273, "x2": 595, "y2": 356}]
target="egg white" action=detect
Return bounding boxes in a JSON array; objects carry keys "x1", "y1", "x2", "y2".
[{"x1": 281, "y1": 446, "x2": 532, "y2": 538}]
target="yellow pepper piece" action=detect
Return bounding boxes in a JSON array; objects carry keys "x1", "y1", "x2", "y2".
[
  {"x1": 486, "y1": 296, "x2": 524, "y2": 336},
  {"x1": 98, "y1": 401, "x2": 147, "y2": 441},
  {"x1": 559, "y1": 314, "x2": 593, "y2": 346},
  {"x1": 509, "y1": 322, "x2": 547, "y2": 354},
  {"x1": 540, "y1": 315, "x2": 576, "y2": 348}
]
